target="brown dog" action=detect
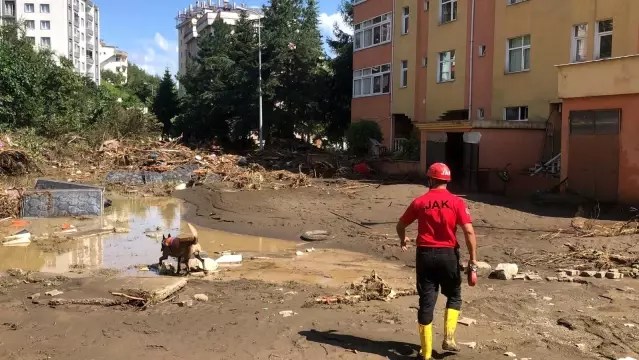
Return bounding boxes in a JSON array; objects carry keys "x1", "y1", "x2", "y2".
[{"x1": 159, "y1": 223, "x2": 204, "y2": 275}]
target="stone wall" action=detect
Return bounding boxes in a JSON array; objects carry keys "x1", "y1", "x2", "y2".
[{"x1": 21, "y1": 189, "x2": 103, "y2": 217}]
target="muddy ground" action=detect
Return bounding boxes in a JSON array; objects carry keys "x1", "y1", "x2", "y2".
[{"x1": 1, "y1": 178, "x2": 638, "y2": 359}]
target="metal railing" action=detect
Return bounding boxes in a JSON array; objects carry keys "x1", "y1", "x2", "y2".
[
  {"x1": 87, "y1": 28, "x2": 93, "y2": 36},
  {"x1": 87, "y1": 43, "x2": 93, "y2": 51},
  {"x1": 74, "y1": 20, "x2": 79, "y2": 28},
  {"x1": 393, "y1": 138, "x2": 409, "y2": 152},
  {"x1": 87, "y1": 57, "x2": 93, "y2": 65},
  {"x1": 73, "y1": 34, "x2": 79, "y2": 42},
  {"x1": 73, "y1": 51, "x2": 80, "y2": 58},
  {"x1": 73, "y1": 3, "x2": 78, "y2": 11},
  {"x1": 87, "y1": 13, "x2": 92, "y2": 21},
  {"x1": 86, "y1": 0, "x2": 93, "y2": 8}
]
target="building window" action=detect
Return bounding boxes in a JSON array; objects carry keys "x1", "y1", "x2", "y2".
[
  {"x1": 507, "y1": 35, "x2": 530, "y2": 73},
  {"x1": 571, "y1": 24, "x2": 587, "y2": 63},
  {"x1": 569, "y1": 109, "x2": 620, "y2": 135},
  {"x1": 353, "y1": 13, "x2": 391, "y2": 51},
  {"x1": 26, "y1": 36, "x2": 35, "y2": 44},
  {"x1": 478, "y1": 45, "x2": 486, "y2": 57},
  {"x1": 504, "y1": 106, "x2": 528, "y2": 121},
  {"x1": 440, "y1": 0, "x2": 457, "y2": 24},
  {"x1": 25, "y1": 20, "x2": 35, "y2": 29},
  {"x1": 40, "y1": 4, "x2": 50, "y2": 13},
  {"x1": 353, "y1": 64, "x2": 391, "y2": 98},
  {"x1": 477, "y1": 108, "x2": 485, "y2": 120},
  {"x1": 401, "y1": 7, "x2": 409, "y2": 35},
  {"x1": 424, "y1": 0, "x2": 429, "y2": 11},
  {"x1": 24, "y1": 3, "x2": 34, "y2": 12},
  {"x1": 595, "y1": 19, "x2": 613, "y2": 59},
  {"x1": 40, "y1": 37, "x2": 51, "y2": 47},
  {"x1": 422, "y1": 57, "x2": 427, "y2": 67},
  {"x1": 81, "y1": 18, "x2": 85, "y2": 27},
  {"x1": 40, "y1": 21, "x2": 51, "y2": 30},
  {"x1": 437, "y1": 50, "x2": 455, "y2": 82},
  {"x1": 400, "y1": 60, "x2": 408, "y2": 88}
]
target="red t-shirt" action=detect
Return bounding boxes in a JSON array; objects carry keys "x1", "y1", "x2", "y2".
[{"x1": 399, "y1": 189, "x2": 472, "y2": 248}]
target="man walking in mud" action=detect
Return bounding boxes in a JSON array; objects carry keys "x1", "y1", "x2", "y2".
[{"x1": 395, "y1": 162, "x2": 477, "y2": 360}]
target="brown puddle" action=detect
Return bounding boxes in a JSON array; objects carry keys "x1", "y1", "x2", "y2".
[{"x1": 0, "y1": 197, "x2": 299, "y2": 274}]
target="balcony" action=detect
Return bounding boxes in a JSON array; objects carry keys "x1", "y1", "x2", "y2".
[
  {"x1": 557, "y1": 55, "x2": 639, "y2": 99},
  {"x1": 87, "y1": 56, "x2": 93, "y2": 65},
  {"x1": 74, "y1": 51, "x2": 80, "y2": 58},
  {"x1": 87, "y1": 43, "x2": 93, "y2": 51},
  {"x1": 73, "y1": 2, "x2": 78, "y2": 11},
  {"x1": 86, "y1": 0, "x2": 93, "y2": 8},
  {"x1": 87, "y1": 28, "x2": 93, "y2": 36},
  {"x1": 87, "y1": 13, "x2": 93, "y2": 21},
  {"x1": 74, "y1": 20, "x2": 79, "y2": 28},
  {"x1": 73, "y1": 34, "x2": 79, "y2": 42}
]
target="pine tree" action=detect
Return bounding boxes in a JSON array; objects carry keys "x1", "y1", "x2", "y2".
[
  {"x1": 177, "y1": 18, "x2": 235, "y2": 141},
  {"x1": 226, "y1": 10, "x2": 260, "y2": 143},
  {"x1": 152, "y1": 69, "x2": 179, "y2": 135}
]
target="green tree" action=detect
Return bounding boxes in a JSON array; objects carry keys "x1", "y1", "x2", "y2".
[
  {"x1": 323, "y1": 0, "x2": 353, "y2": 143},
  {"x1": 177, "y1": 18, "x2": 235, "y2": 141},
  {"x1": 126, "y1": 63, "x2": 161, "y2": 106},
  {"x1": 100, "y1": 69, "x2": 125, "y2": 85},
  {"x1": 152, "y1": 69, "x2": 180, "y2": 135}
]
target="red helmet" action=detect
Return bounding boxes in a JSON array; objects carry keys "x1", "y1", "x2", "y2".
[{"x1": 427, "y1": 162, "x2": 451, "y2": 182}]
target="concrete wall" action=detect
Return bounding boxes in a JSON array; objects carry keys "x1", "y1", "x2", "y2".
[
  {"x1": 392, "y1": 0, "x2": 417, "y2": 120},
  {"x1": 368, "y1": 160, "x2": 421, "y2": 177},
  {"x1": 413, "y1": 0, "x2": 429, "y2": 123},
  {"x1": 561, "y1": 94, "x2": 639, "y2": 204},
  {"x1": 558, "y1": 55, "x2": 639, "y2": 99}
]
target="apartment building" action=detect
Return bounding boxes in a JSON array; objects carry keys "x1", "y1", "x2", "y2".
[
  {"x1": 353, "y1": 0, "x2": 639, "y2": 201},
  {"x1": 175, "y1": 0, "x2": 263, "y2": 93},
  {"x1": 99, "y1": 41, "x2": 128, "y2": 83},
  {"x1": 0, "y1": 0, "x2": 100, "y2": 83}
]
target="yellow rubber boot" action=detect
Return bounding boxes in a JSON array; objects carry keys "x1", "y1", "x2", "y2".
[
  {"x1": 442, "y1": 308, "x2": 461, "y2": 352},
  {"x1": 418, "y1": 324, "x2": 433, "y2": 359}
]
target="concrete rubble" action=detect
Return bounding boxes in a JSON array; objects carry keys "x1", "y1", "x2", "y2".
[{"x1": 490, "y1": 263, "x2": 519, "y2": 280}]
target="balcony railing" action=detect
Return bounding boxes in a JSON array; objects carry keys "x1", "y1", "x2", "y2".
[
  {"x1": 74, "y1": 20, "x2": 79, "y2": 28},
  {"x1": 393, "y1": 138, "x2": 409, "y2": 152},
  {"x1": 87, "y1": 57, "x2": 94, "y2": 65},
  {"x1": 87, "y1": 43, "x2": 93, "y2": 51},
  {"x1": 86, "y1": 0, "x2": 93, "y2": 8},
  {"x1": 73, "y1": 34, "x2": 79, "y2": 42},
  {"x1": 73, "y1": 3, "x2": 78, "y2": 11},
  {"x1": 74, "y1": 51, "x2": 80, "y2": 58},
  {"x1": 87, "y1": 13, "x2": 93, "y2": 21},
  {"x1": 87, "y1": 28, "x2": 93, "y2": 36}
]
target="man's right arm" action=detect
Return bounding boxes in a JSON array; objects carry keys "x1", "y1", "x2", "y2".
[{"x1": 457, "y1": 200, "x2": 477, "y2": 266}]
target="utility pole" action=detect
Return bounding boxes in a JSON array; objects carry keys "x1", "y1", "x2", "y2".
[{"x1": 258, "y1": 17, "x2": 264, "y2": 150}]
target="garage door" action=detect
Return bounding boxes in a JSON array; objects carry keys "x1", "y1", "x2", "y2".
[{"x1": 568, "y1": 109, "x2": 620, "y2": 202}]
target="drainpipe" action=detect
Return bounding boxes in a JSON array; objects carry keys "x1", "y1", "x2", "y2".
[
  {"x1": 467, "y1": 0, "x2": 476, "y2": 121},
  {"x1": 389, "y1": 0, "x2": 396, "y2": 150}
]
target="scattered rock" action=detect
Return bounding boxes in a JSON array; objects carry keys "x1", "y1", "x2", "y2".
[
  {"x1": 504, "y1": 352, "x2": 516, "y2": 357},
  {"x1": 193, "y1": 294, "x2": 209, "y2": 302},
  {"x1": 562, "y1": 269, "x2": 579, "y2": 276},
  {"x1": 525, "y1": 273, "x2": 542, "y2": 281},
  {"x1": 174, "y1": 183, "x2": 187, "y2": 191},
  {"x1": 490, "y1": 263, "x2": 518, "y2": 280},
  {"x1": 178, "y1": 299, "x2": 193, "y2": 307},
  {"x1": 558, "y1": 276, "x2": 574, "y2": 283},
  {"x1": 114, "y1": 227, "x2": 130, "y2": 233},
  {"x1": 202, "y1": 258, "x2": 218, "y2": 272},
  {"x1": 576, "y1": 343, "x2": 586, "y2": 351},
  {"x1": 513, "y1": 274, "x2": 526, "y2": 280},
  {"x1": 45, "y1": 289, "x2": 63, "y2": 297},
  {"x1": 382, "y1": 319, "x2": 395, "y2": 325},
  {"x1": 7, "y1": 268, "x2": 25, "y2": 276},
  {"x1": 606, "y1": 272, "x2": 622, "y2": 279},
  {"x1": 624, "y1": 323, "x2": 636, "y2": 328},
  {"x1": 279, "y1": 310, "x2": 296, "y2": 317},
  {"x1": 237, "y1": 157, "x2": 248, "y2": 166},
  {"x1": 573, "y1": 278, "x2": 590, "y2": 285},
  {"x1": 27, "y1": 293, "x2": 40, "y2": 300},
  {"x1": 458, "y1": 317, "x2": 477, "y2": 326},
  {"x1": 594, "y1": 271, "x2": 607, "y2": 279},
  {"x1": 542, "y1": 296, "x2": 553, "y2": 301},
  {"x1": 459, "y1": 341, "x2": 477, "y2": 349},
  {"x1": 580, "y1": 271, "x2": 597, "y2": 277},
  {"x1": 546, "y1": 276, "x2": 558, "y2": 281}
]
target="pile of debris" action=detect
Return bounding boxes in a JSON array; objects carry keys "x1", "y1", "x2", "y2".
[
  {"x1": 100, "y1": 138, "x2": 346, "y2": 190},
  {"x1": 0, "y1": 149, "x2": 37, "y2": 176},
  {"x1": 571, "y1": 215, "x2": 639, "y2": 237},
  {"x1": 312, "y1": 271, "x2": 417, "y2": 305}
]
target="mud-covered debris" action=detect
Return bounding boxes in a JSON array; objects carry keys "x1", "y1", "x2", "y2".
[
  {"x1": 459, "y1": 341, "x2": 477, "y2": 349},
  {"x1": 490, "y1": 263, "x2": 518, "y2": 280},
  {"x1": 458, "y1": 317, "x2": 477, "y2": 326},
  {"x1": 504, "y1": 352, "x2": 516, "y2": 357},
  {"x1": 45, "y1": 289, "x2": 63, "y2": 297},
  {"x1": 194, "y1": 294, "x2": 209, "y2": 302},
  {"x1": 312, "y1": 271, "x2": 416, "y2": 305},
  {"x1": 27, "y1": 293, "x2": 40, "y2": 300},
  {"x1": 279, "y1": 310, "x2": 296, "y2": 317}
]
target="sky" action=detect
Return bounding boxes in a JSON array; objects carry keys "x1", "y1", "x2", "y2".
[{"x1": 98, "y1": 0, "x2": 352, "y2": 77}]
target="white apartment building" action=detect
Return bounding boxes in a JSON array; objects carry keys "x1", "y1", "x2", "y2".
[
  {"x1": 98, "y1": 41, "x2": 128, "y2": 83},
  {"x1": 175, "y1": 0, "x2": 262, "y2": 92},
  {"x1": 0, "y1": 0, "x2": 101, "y2": 83}
]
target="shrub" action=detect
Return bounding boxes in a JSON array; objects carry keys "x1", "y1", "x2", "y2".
[{"x1": 345, "y1": 120, "x2": 383, "y2": 156}]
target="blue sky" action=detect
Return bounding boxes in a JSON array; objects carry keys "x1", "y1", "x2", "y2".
[{"x1": 98, "y1": 0, "x2": 350, "y2": 76}]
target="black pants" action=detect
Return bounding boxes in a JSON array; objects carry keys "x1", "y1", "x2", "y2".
[{"x1": 416, "y1": 247, "x2": 462, "y2": 325}]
